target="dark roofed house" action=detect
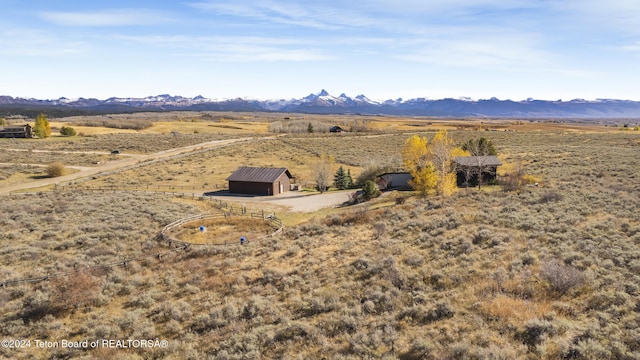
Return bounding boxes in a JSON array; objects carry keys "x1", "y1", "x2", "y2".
[
  {"x1": 0, "y1": 124, "x2": 34, "y2": 138},
  {"x1": 329, "y1": 126, "x2": 346, "y2": 133},
  {"x1": 227, "y1": 166, "x2": 293, "y2": 196},
  {"x1": 454, "y1": 156, "x2": 502, "y2": 187}
]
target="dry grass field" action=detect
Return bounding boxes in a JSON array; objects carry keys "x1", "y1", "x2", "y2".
[{"x1": 1, "y1": 112, "x2": 639, "y2": 359}]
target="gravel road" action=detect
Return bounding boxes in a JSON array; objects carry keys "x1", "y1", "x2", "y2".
[{"x1": 0, "y1": 137, "x2": 254, "y2": 195}]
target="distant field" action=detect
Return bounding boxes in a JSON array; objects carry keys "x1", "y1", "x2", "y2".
[{"x1": 1, "y1": 112, "x2": 640, "y2": 359}]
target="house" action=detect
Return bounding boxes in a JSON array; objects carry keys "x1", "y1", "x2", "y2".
[
  {"x1": 0, "y1": 124, "x2": 34, "y2": 138},
  {"x1": 329, "y1": 126, "x2": 346, "y2": 133},
  {"x1": 453, "y1": 156, "x2": 502, "y2": 187},
  {"x1": 226, "y1": 166, "x2": 294, "y2": 196},
  {"x1": 377, "y1": 172, "x2": 412, "y2": 190}
]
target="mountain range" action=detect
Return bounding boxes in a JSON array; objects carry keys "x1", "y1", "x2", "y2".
[{"x1": 1, "y1": 90, "x2": 640, "y2": 119}]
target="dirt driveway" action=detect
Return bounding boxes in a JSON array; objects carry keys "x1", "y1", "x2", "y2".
[
  {"x1": 262, "y1": 191, "x2": 354, "y2": 212},
  {"x1": 207, "y1": 190, "x2": 355, "y2": 212}
]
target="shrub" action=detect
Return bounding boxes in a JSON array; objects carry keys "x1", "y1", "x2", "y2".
[
  {"x1": 50, "y1": 270, "x2": 101, "y2": 311},
  {"x1": 539, "y1": 190, "x2": 563, "y2": 203},
  {"x1": 46, "y1": 162, "x2": 65, "y2": 177},
  {"x1": 515, "y1": 318, "x2": 554, "y2": 351},
  {"x1": 356, "y1": 164, "x2": 393, "y2": 186},
  {"x1": 59, "y1": 126, "x2": 77, "y2": 136},
  {"x1": 539, "y1": 259, "x2": 585, "y2": 296},
  {"x1": 362, "y1": 180, "x2": 380, "y2": 200}
]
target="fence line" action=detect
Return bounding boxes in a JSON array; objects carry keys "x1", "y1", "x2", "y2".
[{"x1": 0, "y1": 191, "x2": 283, "y2": 288}]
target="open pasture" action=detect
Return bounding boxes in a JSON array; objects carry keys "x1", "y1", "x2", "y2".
[{"x1": 1, "y1": 112, "x2": 639, "y2": 359}]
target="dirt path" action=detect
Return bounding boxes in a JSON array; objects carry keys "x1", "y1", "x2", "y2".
[
  {"x1": 1, "y1": 148, "x2": 145, "y2": 157},
  {"x1": 0, "y1": 137, "x2": 256, "y2": 195}
]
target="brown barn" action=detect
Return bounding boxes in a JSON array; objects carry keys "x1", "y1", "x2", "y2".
[
  {"x1": 0, "y1": 124, "x2": 34, "y2": 138},
  {"x1": 454, "y1": 156, "x2": 502, "y2": 187},
  {"x1": 227, "y1": 167, "x2": 293, "y2": 196}
]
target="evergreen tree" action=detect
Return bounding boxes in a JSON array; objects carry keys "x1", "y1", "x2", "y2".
[
  {"x1": 334, "y1": 166, "x2": 348, "y2": 190},
  {"x1": 346, "y1": 168, "x2": 354, "y2": 189},
  {"x1": 307, "y1": 122, "x2": 314, "y2": 133}
]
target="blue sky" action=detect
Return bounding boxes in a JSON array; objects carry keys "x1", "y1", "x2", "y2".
[{"x1": 1, "y1": 1, "x2": 639, "y2": 101}]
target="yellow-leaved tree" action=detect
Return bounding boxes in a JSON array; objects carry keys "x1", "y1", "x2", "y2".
[
  {"x1": 402, "y1": 131, "x2": 468, "y2": 197},
  {"x1": 402, "y1": 134, "x2": 437, "y2": 196},
  {"x1": 34, "y1": 113, "x2": 51, "y2": 138}
]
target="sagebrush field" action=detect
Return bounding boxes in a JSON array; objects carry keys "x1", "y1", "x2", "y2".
[{"x1": 0, "y1": 112, "x2": 639, "y2": 359}]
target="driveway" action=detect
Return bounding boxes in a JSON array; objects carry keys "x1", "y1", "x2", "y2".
[
  {"x1": 206, "y1": 190, "x2": 355, "y2": 212},
  {"x1": 264, "y1": 191, "x2": 354, "y2": 212}
]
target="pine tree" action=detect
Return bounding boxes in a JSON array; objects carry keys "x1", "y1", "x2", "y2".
[
  {"x1": 346, "y1": 168, "x2": 354, "y2": 189},
  {"x1": 334, "y1": 166, "x2": 348, "y2": 190},
  {"x1": 307, "y1": 122, "x2": 314, "y2": 133}
]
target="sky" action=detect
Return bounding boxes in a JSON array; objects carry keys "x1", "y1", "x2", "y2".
[{"x1": 1, "y1": 0, "x2": 639, "y2": 101}]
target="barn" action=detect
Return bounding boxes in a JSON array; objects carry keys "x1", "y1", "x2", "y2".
[
  {"x1": 227, "y1": 167, "x2": 293, "y2": 196},
  {"x1": 0, "y1": 124, "x2": 34, "y2": 138},
  {"x1": 454, "y1": 156, "x2": 502, "y2": 187}
]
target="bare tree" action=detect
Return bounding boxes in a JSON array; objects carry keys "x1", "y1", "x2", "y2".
[
  {"x1": 458, "y1": 138, "x2": 499, "y2": 190},
  {"x1": 314, "y1": 154, "x2": 334, "y2": 193}
]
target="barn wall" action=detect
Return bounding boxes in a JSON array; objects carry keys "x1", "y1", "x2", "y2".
[
  {"x1": 271, "y1": 173, "x2": 291, "y2": 194},
  {"x1": 229, "y1": 181, "x2": 274, "y2": 195}
]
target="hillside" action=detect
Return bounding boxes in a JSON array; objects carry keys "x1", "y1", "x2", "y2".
[{"x1": 1, "y1": 127, "x2": 639, "y2": 358}]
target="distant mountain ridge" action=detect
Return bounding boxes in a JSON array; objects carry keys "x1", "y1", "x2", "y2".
[{"x1": 1, "y1": 90, "x2": 640, "y2": 118}]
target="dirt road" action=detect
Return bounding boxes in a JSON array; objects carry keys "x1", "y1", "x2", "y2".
[{"x1": 0, "y1": 137, "x2": 255, "y2": 195}]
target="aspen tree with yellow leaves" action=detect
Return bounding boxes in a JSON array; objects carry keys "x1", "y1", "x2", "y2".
[{"x1": 402, "y1": 130, "x2": 468, "y2": 197}]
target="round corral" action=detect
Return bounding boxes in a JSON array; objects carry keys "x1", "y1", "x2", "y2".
[{"x1": 161, "y1": 213, "x2": 282, "y2": 246}]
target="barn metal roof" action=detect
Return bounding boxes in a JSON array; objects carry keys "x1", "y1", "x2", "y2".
[
  {"x1": 226, "y1": 167, "x2": 292, "y2": 183},
  {"x1": 453, "y1": 156, "x2": 502, "y2": 167}
]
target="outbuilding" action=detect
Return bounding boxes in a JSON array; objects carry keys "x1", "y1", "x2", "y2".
[
  {"x1": 0, "y1": 124, "x2": 34, "y2": 138},
  {"x1": 227, "y1": 166, "x2": 293, "y2": 196},
  {"x1": 454, "y1": 156, "x2": 502, "y2": 187}
]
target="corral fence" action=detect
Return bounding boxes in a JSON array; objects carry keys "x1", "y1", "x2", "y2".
[
  {"x1": 0, "y1": 193, "x2": 283, "y2": 288},
  {"x1": 160, "y1": 204, "x2": 283, "y2": 248}
]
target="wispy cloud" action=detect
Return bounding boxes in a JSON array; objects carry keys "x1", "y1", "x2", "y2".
[
  {"x1": 39, "y1": 9, "x2": 174, "y2": 27},
  {"x1": 188, "y1": 1, "x2": 376, "y2": 30},
  {"x1": 0, "y1": 29, "x2": 89, "y2": 56},
  {"x1": 117, "y1": 34, "x2": 333, "y2": 62}
]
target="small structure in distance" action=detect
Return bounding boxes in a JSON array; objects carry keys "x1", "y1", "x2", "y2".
[{"x1": 0, "y1": 124, "x2": 34, "y2": 138}]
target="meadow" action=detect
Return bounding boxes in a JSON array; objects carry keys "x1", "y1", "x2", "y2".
[{"x1": 0, "y1": 113, "x2": 639, "y2": 359}]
